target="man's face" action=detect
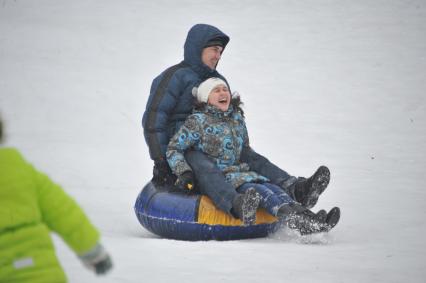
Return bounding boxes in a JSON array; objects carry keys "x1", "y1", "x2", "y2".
[{"x1": 201, "y1": 46, "x2": 223, "y2": 70}]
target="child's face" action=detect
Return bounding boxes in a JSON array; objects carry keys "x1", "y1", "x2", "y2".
[{"x1": 207, "y1": 84, "x2": 231, "y2": 112}]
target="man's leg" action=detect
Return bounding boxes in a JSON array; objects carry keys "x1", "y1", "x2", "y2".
[
  {"x1": 240, "y1": 147, "x2": 297, "y2": 186},
  {"x1": 240, "y1": 147, "x2": 331, "y2": 208},
  {"x1": 185, "y1": 150, "x2": 237, "y2": 214}
]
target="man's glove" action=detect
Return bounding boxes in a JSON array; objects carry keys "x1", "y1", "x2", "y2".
[
  {"x1": 79, "y1": 243, "x2": 113, "y2": 275},
  {"x1": 175, "y1": 171, "x2": 194, "y2": 192},
  {"x1": 152, "y1": 158, "x2": 175, "y2": 186}
]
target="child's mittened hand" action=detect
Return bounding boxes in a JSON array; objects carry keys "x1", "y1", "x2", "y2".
[{"x1": 79, "y1": 243, "x2": 113, "y2": 275}]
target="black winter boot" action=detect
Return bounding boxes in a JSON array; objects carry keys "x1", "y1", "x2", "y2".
[
  {"x1": 294, "y1": 166, "x2": 330, "y2": 209},
  {"x1": 231, "y1": 187, "x2": 261, "y2": 226},
  {"x1": 316, "y1": 209, "x2": 327, "y2": 223},
  {"x1": 277, "y1": 203, "x2": 334, "y2": 235},
  {"x1": 286, "y1": 212, "x2": 331, "y2": 235},
  {"x1": 314, "y1": 208, "x2": 341, "y2": 228}
]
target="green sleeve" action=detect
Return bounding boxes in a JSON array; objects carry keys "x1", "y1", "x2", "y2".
[{"x1": 35, "y1": 168, "x2": 100, "y2": 255}]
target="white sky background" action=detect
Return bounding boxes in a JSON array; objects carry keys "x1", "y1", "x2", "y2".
[{"x1": 1, "y1": 0, "x2": 426, "y2": 282}]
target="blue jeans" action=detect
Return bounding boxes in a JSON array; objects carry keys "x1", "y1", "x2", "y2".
[{"x1": 237, "y1": 182, "x2": 295, "y2": 216}]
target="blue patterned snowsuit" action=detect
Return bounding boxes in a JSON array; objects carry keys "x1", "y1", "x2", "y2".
[{"x1": 167, "y1": 105, "x2": 294, "y2": 216}]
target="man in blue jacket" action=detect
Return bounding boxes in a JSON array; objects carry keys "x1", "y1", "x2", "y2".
[{"x1": 142, "y1": 24, "x2": 330, "y2": 217}]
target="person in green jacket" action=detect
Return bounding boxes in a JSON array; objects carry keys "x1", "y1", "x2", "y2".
[{"x1": 0, "y1": 117, "x2": 113, "y2": 282}]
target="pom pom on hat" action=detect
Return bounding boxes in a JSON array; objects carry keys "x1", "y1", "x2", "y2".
[{"x1": 193, "y1": 78, "x2": 228, "y2": 103}]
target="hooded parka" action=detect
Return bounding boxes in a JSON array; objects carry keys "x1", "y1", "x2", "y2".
[
  {"x1": 0, "y1": 148, "x2": 100, "y2": 283},
  {"x1": 142, "y1": 24, "x2": 230, "y2": 161}
]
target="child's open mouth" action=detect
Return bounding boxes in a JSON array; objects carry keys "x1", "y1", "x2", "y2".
[{"x1": 219, "y1": 97, "x2": 228, "y2": 104}]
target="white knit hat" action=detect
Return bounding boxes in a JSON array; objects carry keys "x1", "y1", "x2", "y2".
[{"x1": 192, "y1": 77, "x2": 227, "y2": 103}]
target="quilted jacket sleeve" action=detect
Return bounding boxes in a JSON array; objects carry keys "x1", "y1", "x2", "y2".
[
  {"x1": 166, "y1": 115, "x2": 202, "y2": 176},
  {"x1": 142, "y1": 63, "x2": 187, "y2": 161}
]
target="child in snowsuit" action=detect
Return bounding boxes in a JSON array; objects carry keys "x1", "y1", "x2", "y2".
[
  {"x1": 143, "y1": 24, "x2": 331, "y2": 217},
  {"x1": 166, "y1": 78, "x2": 340, "y2": 234},
  {"x1": 0, "y1": 118, "x2": 112, "y2": 282}
]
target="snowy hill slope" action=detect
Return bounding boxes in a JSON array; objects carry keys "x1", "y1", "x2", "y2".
[{"x1": 1, "y1": 1, "x2": 425, "y2": 282}]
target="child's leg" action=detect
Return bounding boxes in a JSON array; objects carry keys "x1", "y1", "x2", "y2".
[
  {"x1": 237, "y1": 183, "x2": 294, "y2": 216},
  {"x1": 262, "y1": 183, "x2": 296, "y2": 205},
  {"x1": 262, "y1": 183, "x2": 340, "y2": 234}
]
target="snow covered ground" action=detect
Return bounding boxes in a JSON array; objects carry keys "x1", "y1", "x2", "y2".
[{"x1": 1, "y1": 0, "x2": 426, "y2": 282}]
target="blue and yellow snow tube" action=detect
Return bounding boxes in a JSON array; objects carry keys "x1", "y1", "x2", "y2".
[{"x1": 134, "y1": 182, "x2": 281, "y2": 241}]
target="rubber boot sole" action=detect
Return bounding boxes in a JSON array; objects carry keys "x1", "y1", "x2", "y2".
[
  {"x1": 304, "y1": 166, "x2": 330, "y2": 209},
  {"x1": 326, "y1": 207, "x2": 340, "y2": 229},
  {"x1": 241, "y1": 188, "x2": 261, "y2": 226}
]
